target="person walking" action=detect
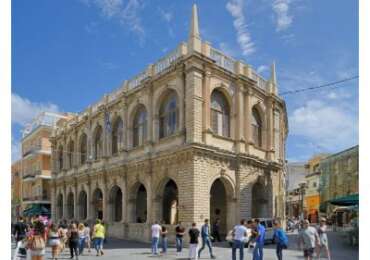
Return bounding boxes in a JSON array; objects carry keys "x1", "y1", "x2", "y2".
[
  {"x1": 78, "y1": 223, "x2": 87, "y2": 255},
  {"x1": 252, "y1": 219, "x2": 265, "y2": 260},
  {"x1": 212, "y1": 219, "x2": 222, "y2": 242},
  {"x1": 83, "y1": 222, "x2": 91, "y2": 253},
  {"x1": 298, "y1": 219, "x2": 320, "y2": 260},
  {"x1": 189, "y1": 222, "x2": 200, "y2": 260},
  {"x1": 175, "y1": 221, "x2": 185, "y2": 256},
  {"x1": 316, "y1": 218, "x2": 331, "y2": 260},
  {"x1": 27, "y1": 220, "x2": 46, "y2": 260},
  {"x1": 198, "y1": 219, "x2": 216, "y2": 259},
  {"x1": 160, "y1": 222, "x2": 168, "y2": 255},
  {"x1": 13, "y1": 217, "x2": 28, "y2": 243},
  {"x1": 47, "y1": 223, "x2": 61, "y2": 260},
  {"x1": 151, "y1": 221, "x2": 161, "y2": 256},
  {"x1": 67, "y1": 223, "x2": 80, "y2": 260},
  {"x1": 92, "y1": 219, "x2": 105, "y2": 256},
  {"x1": 272, "y1": 220, "x2": 288, "y2": 260},
  {"x1": 231, "y1": 219, "x2": 248, "y2": 260}
]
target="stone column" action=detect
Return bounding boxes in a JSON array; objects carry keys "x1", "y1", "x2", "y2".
[
  {"x1": 185, "y1": 66, "x2": 204, "y2": 143},
  {"x1": 87, "y1": 181, "x2": 92, "y2": 220},
  {"x1": 235, "y1": 82, "x2": 245, "y2": 153},
  {"x1": 244, "y1": 90, "x2": 251, "y2": 154},
  {"x1": 202, "y1": 70, "x2": 211, "y2": 142},
  {"x1": 266, "y1": 98, "x2": 274, "y2": 160},
  {"x1": 147, "y1": 85, "x2": 154, "y2": 144},
  {"x1": 50, "y1": 181, "x2": 57, "y2": 222},
  {"x1": 73, "y1": 180, "x2": 78, "y2": 220}
]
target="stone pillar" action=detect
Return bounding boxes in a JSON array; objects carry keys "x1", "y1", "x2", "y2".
[
  {"x1": 185, "y1": 67, "x2": 204, "y2": 143},
  {"x1": 87, "y1": 181, "x2": 92, "y2": 220},
  {"x1": 73, "y1": 181, "x2": 78, "y2": 220},
  {"x1": 148, "y1": 85, "x2": 154, "y2": 144},
  {"x1": 202, "y1": 70, "x2": 211, "y2": 142},
  {"x1": 235, "y1": 82, "x2": 245, "y2": 153},
  {"x1": 266, "y1": 98, "x2": 274, "y2": 160},
  {"x1": 244, "y1": 90, "x2": 251, "y2": 154},
  {"x1": 50, "y1": 181, "x2": 57, "y2": 222}
]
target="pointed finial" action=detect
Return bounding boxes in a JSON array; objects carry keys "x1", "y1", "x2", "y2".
[
  {"x1": 189, "y1": 4, "x2": 200, "y2": 39},
  {"x1": 271, "y1": 61, "x2": 277, "y2": 85}
]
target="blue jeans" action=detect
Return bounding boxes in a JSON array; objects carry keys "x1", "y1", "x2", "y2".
[
  {"x1": 276, "y1": 243, "x2": 285, "y2": 260},
  {"x1": 151, "y1": 237, "x2": 159, "y2": 255},
  {"x1": 94, "y1": 238, "x2": 104, "y2": 252},
  {"x1": 198, "y1": 236, "x2": 214, "y2": 257},
  {"x1": 176, "y1": 237, "x2": 183, "y2": 252},
  {"x1": 232, "y1": 240, "x2": 245, "y2": 260},
  {"x1": 79, "y1": 237, "x2": 86, "y2": 254},
  {"x1": 161, "y1": 237, "x2": 168, "y2": 253},
  {"x1": 253, "y1": 242, "x2": 264, "y2": 260}
]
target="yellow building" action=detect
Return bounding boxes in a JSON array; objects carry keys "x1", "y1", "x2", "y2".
[
  {"x1": 17, "y1": 112, "x2": 70, "y2": 218},
  {"x1": 304, "y1": 154, "x2": 329, "y2": 223}
]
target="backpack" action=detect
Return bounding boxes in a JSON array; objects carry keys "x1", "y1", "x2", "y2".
[{"x1": 31, "y1": 236, "x2": 45, "y2": 250}]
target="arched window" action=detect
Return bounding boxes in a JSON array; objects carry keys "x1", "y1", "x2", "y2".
[
  {"x1": 133, "y1": 106, "x2": 147, "y2": 147},
  {"x1": 159, "y1": 92, "x2": 178, "y2": 138},
  {"x1": 112, "y1": 117, "x2": 123, "y2": 155},
  {"x1": 68, "y1": 140, "x2": 74, "y2": 169},
  {"x1": 58, "y1": 146, "x2": 63, "y2": 171},
  {"x1": 252, "y1": 107, "x2": 262, "y2": 147},
  {"x1": 78, "y1": 190, "x2": 87, "y2": 220},
  {"x1": 79, "y1": 134, "x2": 87, "y2": 165},
  {"x1": 211, "y1": 90, "x2": 230, "y2": 137},
  {"x1": 94, "y1": 125, "x2": 103, "y2": 160}
]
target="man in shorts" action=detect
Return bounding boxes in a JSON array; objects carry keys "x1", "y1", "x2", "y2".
[{"x1": 298, "y1": 220, "x2": 320, "y2": 260}]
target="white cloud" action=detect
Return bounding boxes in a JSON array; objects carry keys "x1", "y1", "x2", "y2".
[
  {"x1": 272, "y1": 0, "x2": 293, "y2": 31},
  {"x1": 82, "y1": 0, "x2": 145, "y2": 41},
  {"x1": 11, "y1": 93, "x2": 60, "y2": 127},
  {"x1": 289, "y1": 100, "x2": 358, "y2": 149},
  {"x1": 257, "y1": 65, "x2": 269, "y2": 74},
  {"x1": 226, "y1": 0, "x2": 255, "y2": 56},
  {"x1": 158, "y1": 7, "x2": 173, "y2": 23}
]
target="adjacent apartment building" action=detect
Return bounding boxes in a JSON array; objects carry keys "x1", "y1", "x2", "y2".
[
  {"x1": 50, "y1": 5, "x2": 288, "y2": 243},
  {"x1": 13, "y1": 112, "x2": 69, "y2": 219},
  {"x1": 11, "y1": 160, "x2": 22, "y2": 221},
  {"x1": 285, "y1": 162, "x2": 306, "y2": 219}
]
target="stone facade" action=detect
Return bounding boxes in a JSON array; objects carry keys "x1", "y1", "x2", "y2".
[{"x1": 50, "y1": 5, "x2": 288, "y2": 243}]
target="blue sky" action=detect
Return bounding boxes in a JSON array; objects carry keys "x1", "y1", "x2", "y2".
[{"x1": 11, "y1": 0, "x2": 359, "y2": 162}]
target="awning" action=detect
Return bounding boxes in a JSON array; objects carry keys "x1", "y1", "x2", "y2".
[
  {"x1": 23, "y1": 204, "x2": 50, "y2": 217},
  {"x1": 328, "y1": 194, "x2": 359, "y2": 206}
]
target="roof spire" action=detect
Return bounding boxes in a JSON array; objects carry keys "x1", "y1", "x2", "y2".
[
  {"x1": 271, "y1": 61, "x2": 277, "y2": 85},
  {"x1": 188, "y1": 4, "x2": 202, "y2": 53},
  {"x1": 189, "y1": 4, "x2": 200, "y2": 39}
]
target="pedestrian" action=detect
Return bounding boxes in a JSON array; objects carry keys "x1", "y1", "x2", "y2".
[
  {"x1": 27, "y1": 220, "x2": 46, "y2": 260},
  {"x1": 231, "y1": 219, "x2": 248, "y2": 260},
  {"x1": 198, "y1": 219, "x2": 216, "y2": 259},
  {"x1": 47, "y1": 223, "x2": 61, "y2": 260},
  {"x1": 298, "y1": 219, "x2": 320, "y2": 260},
  {"x1": 13, "y1": 217, "x2": 28, "y2": 243},
  {"x1": 188, "y1": 222, "x2": 200, "y2": 260},
  {"x1": 272, "y1": 220, "x2": 288, "y2": 260},
  {"x1": 83, "y1": 222, "x2": 91, "y2": 253},
  {"x1": 78, "y1": 223, "x2": 87, "y2": 255},
  {"x1": 57, "y1": 222, "x2": 67, "y2": 254},
  {"x1": 151, "y1": 221, "x2": 161, "y2": 256},
  {"x1": 92, "y1": 219, "x2": 105, "y2": 256},
  {"x1": 67, "y1": 223, "x2": 80, "y2": 260},
  {"x1": 160, "y1": 221, "x2": 168, "y2": 254},
  {"x1": 316, "y1": 218, "x2": 331, "y2": 260},
  {"x1": 175, "y1": 221, "x2": 185, "y2": 256},
  {"x1": 251, "y1": 218, "x2": 265, "y2": 260},
  {"x1": 212, "y1": 218, "x2": 222, "y2": 242}
]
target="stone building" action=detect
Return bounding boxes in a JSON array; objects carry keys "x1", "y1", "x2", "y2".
[
  {"x1": 319, "y1": 145, "x2": 359, "y2": 216},
  {"x1": 50, "y1": 5, "x2": 288, "y2": 242}
]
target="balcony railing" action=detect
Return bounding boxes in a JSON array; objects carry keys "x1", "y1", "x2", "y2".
[
  {"x1": 154, "y1": 47, "x2": 181, "y2": 75},
  {"x1": 128, "y1": 69, "x2": 150, "y2": 90},
  {"x1": 251, "y1": 70, "x2": 268, "y2": 91},
  {"x1": 210, "y1": 47, "x2": 235, "y2": 73}
]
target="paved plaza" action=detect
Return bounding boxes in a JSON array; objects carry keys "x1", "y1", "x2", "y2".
[{"x1": 12, "y1": 231, "x2": 358, "y2": 260}]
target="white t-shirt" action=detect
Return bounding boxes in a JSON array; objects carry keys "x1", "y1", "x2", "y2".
[
  {"x1": 151, "y1": 224, "x2": 161, "y2": 238},
  {"x1": 233, "y1": 225, "x2": 248, "y2": 241}
]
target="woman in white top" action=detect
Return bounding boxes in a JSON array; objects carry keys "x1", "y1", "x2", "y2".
[
  {"x1": 316, "y1": 218, "x2": 331, "y2": 260},
  {"x1": 83, "y1": 223, "x2": 91, "y2": 253}
]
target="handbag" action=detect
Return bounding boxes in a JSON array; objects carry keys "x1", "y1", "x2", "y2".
[{"x1": 31, "y1": 236, "x2": 45, "y2": 250}]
